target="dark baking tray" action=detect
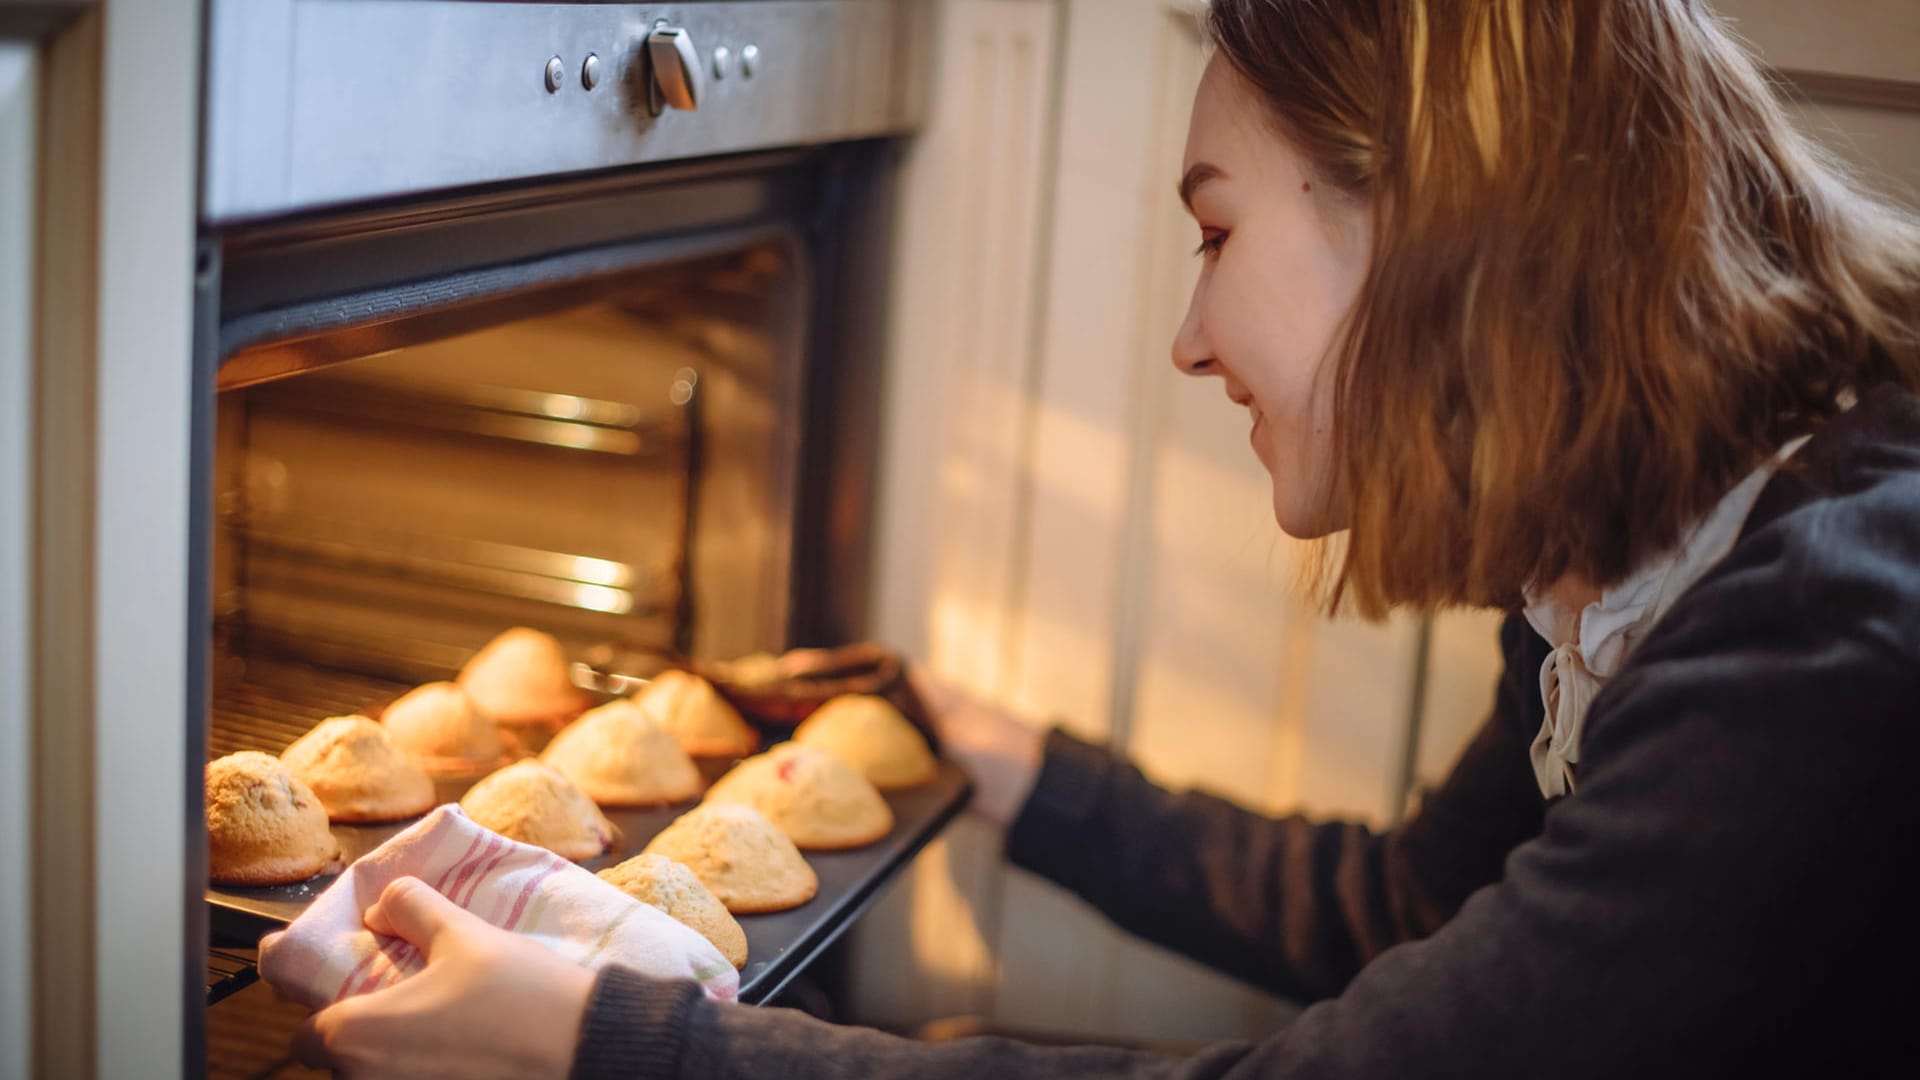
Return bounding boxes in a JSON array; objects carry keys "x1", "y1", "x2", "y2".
[{"x1": 207, "y1": 759, "x2": 972, "y2": 1005}]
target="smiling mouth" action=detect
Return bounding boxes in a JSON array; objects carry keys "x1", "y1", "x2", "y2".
[{"x1": 1226, "y1": 392, "x2": 1263, "y2": 435}]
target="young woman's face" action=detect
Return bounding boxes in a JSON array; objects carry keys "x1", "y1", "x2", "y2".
[{"x1": 1172, "y1": 57, "x2": 1371, "y2": 539}]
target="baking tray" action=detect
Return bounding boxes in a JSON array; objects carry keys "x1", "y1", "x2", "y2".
[{"x1": 207, "y1": 760, "x2": 972, "y2": 1005}]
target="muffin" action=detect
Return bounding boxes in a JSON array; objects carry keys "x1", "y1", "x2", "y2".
[
  {"x1": 791, "y1": 694, "x2": 938, "y2": 791},
  {"x1": 598, "y1": 853, "x2": 749, "y2": 968},
  {"x1": 206, "y1": 751, "x2": 341, "y2": 885},
  {"x1": 703, "y1": 743, "x2": 893, "y2": 851},
  {"x1": 642, "y1": 803, "x2": 817, "y2": 914},
  {"x1": 280, "y1": 715, "x2": 436, "y2": 823},
  {"x1": 457, "y1": 627, "x2": 587, "y2": 730},
  {"x1": 381, "y1": 681, "x2": 506, "y2": 778},
  {"x1": 541, "y1": 699, "x2": 703, "y2": 807},
  {"x1": 460, "y1": 759, "x2": 614, "y2": 861},
  {"x1": 634, "y1": 669, "x2": 759, "y2": 759}
]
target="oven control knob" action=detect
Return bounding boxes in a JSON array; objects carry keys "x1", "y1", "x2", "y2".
[{"x1": 647, "y1": 24, "x2": 703, "y2": 113}]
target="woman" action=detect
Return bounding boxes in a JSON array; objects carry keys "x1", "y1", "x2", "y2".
[{"x1": 293, "y1": 1, "x2": 1920, "y2": 1075}]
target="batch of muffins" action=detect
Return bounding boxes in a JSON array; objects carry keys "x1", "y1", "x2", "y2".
[{"x1": 204, "y1": 627, "x2": 940, "y2": 970}]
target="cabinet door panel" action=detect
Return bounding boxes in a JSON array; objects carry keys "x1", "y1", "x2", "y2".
[
  {"x1": 995, "y1": 0, "x2": 1423, "y2": 1039},
  {"x1": 856, "y1": 0, "x2": 1063, "y2": 1029}
]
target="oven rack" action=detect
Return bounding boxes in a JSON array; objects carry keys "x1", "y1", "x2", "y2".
[
  {"x1": 205, "y1": 947, "x2": 261, "y2": 1006},
  {"x1": 233, "y1": 510, "x2": 677, "y2": 620},
  {"x1": 209, "y1": 655, "x2": 414, "y2": 760},
  {"x1": 245, "y1": 370, "x2": 693, "y2": 459}
]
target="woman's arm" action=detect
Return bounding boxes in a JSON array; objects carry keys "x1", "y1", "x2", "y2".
[{"x1": 997, "y1": 615, "x2": 1550, "y2": 1002}]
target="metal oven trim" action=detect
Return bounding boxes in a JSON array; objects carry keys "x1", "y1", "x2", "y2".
[
  {"x1": 203, "y1": 0, "x2": 931, "y2": 224},
  {"x1": 218, "y1": 220, "x2": 803, "y2": 385}
]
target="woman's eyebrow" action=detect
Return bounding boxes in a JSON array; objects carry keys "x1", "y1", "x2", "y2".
[{"x1": 1179, "y1": 162, "x2": 1226, "y2": 211}]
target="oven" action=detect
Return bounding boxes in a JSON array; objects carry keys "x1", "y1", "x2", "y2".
[{"x1": 189, "y1": 2, "x2": 932, "y2": 1074}]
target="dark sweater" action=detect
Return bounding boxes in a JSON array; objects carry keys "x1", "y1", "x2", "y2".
[{"x1": 570, "y1": 384, "x2": 1920, "y2": 1078}]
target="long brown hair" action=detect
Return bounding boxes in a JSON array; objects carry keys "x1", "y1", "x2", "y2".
[{"x1": 1207, "y1": 0, "x2": 1920, "y2": 616}]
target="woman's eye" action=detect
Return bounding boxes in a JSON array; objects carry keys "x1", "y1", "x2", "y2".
[{"x1": 1193, "y1": 230, "x2": 1228, "y2": 258}]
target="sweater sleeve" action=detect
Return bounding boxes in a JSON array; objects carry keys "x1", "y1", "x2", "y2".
[
  {"x1": 569, "y1": 587, "x2": 1920, "y2": 1078},
  {"x1": 1001, "y1": 614, "x2": 1550, "y2": 1001}
]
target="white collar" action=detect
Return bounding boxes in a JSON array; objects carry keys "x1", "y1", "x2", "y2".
[{"x1": 1521, "y1": 434, "x2": 1812, "y2": 798}]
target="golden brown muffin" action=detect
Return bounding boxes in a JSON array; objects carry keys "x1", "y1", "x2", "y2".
[
  {"x1": 280, "y1": 715, "x2": 437, "y2": 823},
  {"x1": 703, "y1": 743, "x2": 893, "y2": 851},
  {"x1": 634, "y1": 669, "x2": 759, "y2": 759},
  {"x1": 459, "y1": 759, "x2": 614, "y2": 861},
  {"x1": 206, "y1": 751, "x2": 341, "y2": 886},
  {"x1": 381, "y1": 681, "x2": 506, "y2": 778},
  {"x1": 540, "y1": 699, "x2": 703, "y2": 807},
  {"x1": 457, "y1": 627, "x2": 587, "y2": 729},
  {"x1": 598, "y1": 853, "x2": 749, "y2": 968},
  {"x1": 792, "y1": 694, "x2": 938, "y2": 791},
  {"x1": 642, "y1": 803, "x2": 817, "y2": 914}
]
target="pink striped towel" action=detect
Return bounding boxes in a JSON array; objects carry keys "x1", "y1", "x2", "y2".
[{"x1": 257, "y1": 804, "x2": 738, "y2": 1008}]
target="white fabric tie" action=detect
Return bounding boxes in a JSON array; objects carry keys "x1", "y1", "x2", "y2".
[
  {"x1": 1524, "y1": 434, "x2": 1812, "y2": 799},
  {"x1": 1532, "y1": 644, "x2": 1597, "y2": 797}
]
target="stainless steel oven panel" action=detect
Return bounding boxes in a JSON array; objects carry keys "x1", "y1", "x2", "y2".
[{"x1": 204, "y1": 0, "x2": 929, "y2": 223}]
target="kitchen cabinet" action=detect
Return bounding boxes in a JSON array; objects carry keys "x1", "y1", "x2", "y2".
[
  {"x1": 861, "y1": 0, "x2": 1425, "y2": 1042},
  {"x1": 1, "y1": 37, "x2": 37, "y2": 1080},
  {"x1": 1714, "y1": 0, "x2": 1920, "y2": 208},
  {"x1": 6, "y1": 2, "x2": 200, "y2": 1074}
]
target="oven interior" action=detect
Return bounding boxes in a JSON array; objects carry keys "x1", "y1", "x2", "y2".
[{"x1": 209, "y1": 240, "x2": 803, "y2": 759}]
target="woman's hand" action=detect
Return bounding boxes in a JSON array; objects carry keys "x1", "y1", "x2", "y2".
[
  {"x1": 908, "y1": 665, "x2": 1045, "y2": 828},
  {"x1": 289, "y1": 876, "x2": 596, "y2": 1080}
]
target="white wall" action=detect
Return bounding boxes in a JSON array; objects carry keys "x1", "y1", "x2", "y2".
[
  {"x1": 1714, "y1": 0, "x2": 1920, "y2": 209},
  {"x1": 1714, "y1": 0, "x2": 1920, "y2": 86},
  {"x1": 862, "y1": 0, "x2": 1920, "y2": 1046},
  {"x1": 92, "y1": 0, "x2": 201, "y2": 1071},
  {"x1": 17, "y1": 3, "x2": 203, "y2": 1075},
  {"x1": 859, "y1": 0, "x2": 1065, "y2": 1029},
  {"x1": 0, "y1": 38, "x2": 39, "y2": 1080}
]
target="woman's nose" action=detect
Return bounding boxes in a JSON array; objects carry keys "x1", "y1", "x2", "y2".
[{"x1": 1171, "y1": 294, "x2": 1216, "y2": 377}]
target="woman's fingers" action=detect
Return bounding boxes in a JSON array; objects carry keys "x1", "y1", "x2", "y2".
[
  {"x1": 288, "y1": 913, "x2": 596, "y2": 1080},
  {"x1": 901, "y1": 662, "x2": 1045, "y2": 827},
  {"x1": 362, "y1": 876, "x2": 475, "y2": 954}
]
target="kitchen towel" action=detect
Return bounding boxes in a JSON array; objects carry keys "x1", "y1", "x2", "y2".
[{"x1": 258, "y1": 804, "x2": 739, "y2": 1008}]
